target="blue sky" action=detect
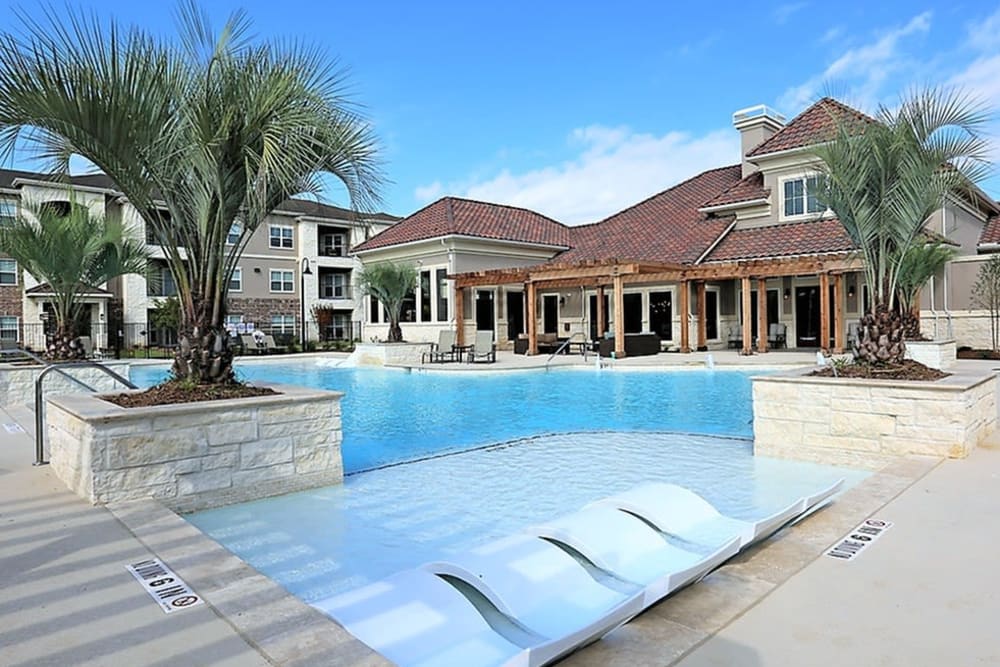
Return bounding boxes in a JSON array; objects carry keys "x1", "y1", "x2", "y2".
[{"x1": 1, "y1": 1, "x2": 999, "y2": 223}]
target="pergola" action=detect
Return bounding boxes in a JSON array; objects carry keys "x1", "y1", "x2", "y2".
[{"x1": 452, "y1": 253, "x2": 861, "y2": 356}]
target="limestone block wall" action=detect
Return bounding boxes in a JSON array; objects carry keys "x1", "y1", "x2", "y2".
[
  {"x1": 904, "y1": 340, "x2": 957, "y2": 370},
  {"x1": 753, "y1": 369, "x2": 996, "y2": 469},
  {"x1": 47, "y1": 384, "x2": 343, "y2": 512},
  {"x1": 0, "y1": 361, "x2": 132, "y2": 407},
  {"x1": 349, "y1": 342, "x2": 433, "y2": 366},
  {"x1": 921, "y1": 310, "x2": 995, "y2": 350}
]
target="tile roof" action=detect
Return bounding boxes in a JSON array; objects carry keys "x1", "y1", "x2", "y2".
[
  {"x1": 703, "y1": 218, "x2": 856, "y2": 262},
  {"x1": 353, "y1": 196, "x2": 573, "y2": 252},
  {"x1": 554, "y1": 165, "x2": 743, "y2": 265},
  {"x1": 980, "y1": 214, "x2": 1000, "y2": 245},
  {"x1": 746, "y1": 98, "x2": 873, "y2": 158},
  {"x1": 700, "y1": 171, "x2": 769, "y2": 209},
  {"x1": 275, "y1": 198, "x2": 400, "y2": 223}
]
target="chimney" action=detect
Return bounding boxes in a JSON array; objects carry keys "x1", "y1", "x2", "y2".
[{"x1": 732, "y1": 105, "x2": 785, "y2": 178}]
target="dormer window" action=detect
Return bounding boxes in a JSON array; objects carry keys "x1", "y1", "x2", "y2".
[{"x1": 783, "y1": 175, "x2": 825, "y2": 218}]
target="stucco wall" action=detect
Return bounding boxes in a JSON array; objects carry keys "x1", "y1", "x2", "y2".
[{"x1": 47, "y1": 384, "x2": 343, "y2": 512}]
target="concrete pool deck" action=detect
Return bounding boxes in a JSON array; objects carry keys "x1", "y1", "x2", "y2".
[{"x1": 2, "y1": 356, "x2": 999, "y2": 666}]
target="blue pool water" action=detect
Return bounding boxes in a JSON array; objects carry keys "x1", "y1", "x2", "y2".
[{"x1": 131, "y1": 362, "x2": 760, "y2": 473}]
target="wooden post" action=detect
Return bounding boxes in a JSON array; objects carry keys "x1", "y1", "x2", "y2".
[
  {"x1": 613, "y1": 274, "x2": 626, "y2": 358},
  {"x1": 696, "y1": 281, "x2": 707, "y2": 351},
  {"x1": 833, "y1": 273, "x2": 845, "y2": 353},
  {"x1": 741, "y1": 276, "x2": 752, "y2": 355},
  {"x1": 454, "y1": 285, "x2": 465, "y2": 347},
  {"x1": 526, "y1": 281, "x2": 537, "y2": 355},
  {"x1": 679, "y1": 280, "x2": 690, "y2": 353},
  {"x1": 757, "y1": 278, "x2": 768, "y2": 353},
  {"x1": 596, "y1": 285, "x2": 606, "y2": 339},
  {"x1": 819, "y1": 272, "x2": 830, "y2": 353}
]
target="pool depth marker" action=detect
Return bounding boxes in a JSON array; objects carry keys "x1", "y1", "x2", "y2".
[
  {"x1": 826, "y1": 519, "x2": 893, "y2": 562},
  {"x1": 126, "y1": 558, "x2": 204, "y2": 613}
]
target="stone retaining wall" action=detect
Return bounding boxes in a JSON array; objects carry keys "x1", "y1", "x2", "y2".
[
  {"x1": 349, "y1": 342, "x2": 433, "y2": 366},
  {"x1": 753, "y1": 369, "x2": 996, "y2": 469},
  {"x1": 904, "y1": 340, "x2": 957, "y2": 370},
  {"x1": 47, "y1": 383, "x2": 343, "y2": 512},
  {"x1": 0, "y1": 361, "x2": 132, "y2": 407}
]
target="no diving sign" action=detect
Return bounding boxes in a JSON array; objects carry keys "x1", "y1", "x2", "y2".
[
  {"x1": 826, "y1": 519, "x2": 893, "y2": 562},
  {"x1": 127, "y1": 558, "x2": 204, "y2": 613}
]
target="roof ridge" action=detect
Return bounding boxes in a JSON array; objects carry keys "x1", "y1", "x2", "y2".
[
  {"x1": 747, "y1": 96, "x2": 874, "y2": 158},
  {"x1": 442, "y1": 195, "x2": 570, "y2": 228}
]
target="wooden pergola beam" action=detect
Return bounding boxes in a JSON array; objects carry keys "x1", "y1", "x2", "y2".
[
  {"x1": 613, "y1": 274, "x2": 626, "y2": 357},
  {"x1": 679, "y1": 280, "x2": 690, "y2": 353},
  {"x1": 833, "y1": 273, "x2": 845, "y2": 354},
  {"x1": 454, "y1": 285, "x2": 465, "y2": 347},
  {"x1": 696, "y1": 281, "x2": 707, "y2": 351},
  {"x1": 741, "y1": 276, "x2": 752, "y2": 355},
  {"x1": 819, "y1": 272, "x2": 830, "y2": 353},
  {"x1": 526, "y1": 281, "x2": 537, "y2": 355}
]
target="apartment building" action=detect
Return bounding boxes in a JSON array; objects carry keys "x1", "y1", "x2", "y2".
[{"x1": 0, "y1": 168, "x2": 398, "y2": 352}]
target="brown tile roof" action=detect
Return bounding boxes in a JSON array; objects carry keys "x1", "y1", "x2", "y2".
[
  {"x1": 700, "y1": 171, "x2": 769, "y2": 209},
  {"x1": 703, "y1": 218, "x2": 855, "y2": 262},
  {"x1": 746, "y1": 98, "x2": 873, "y2": 158},
  {"x1": 353, "y1": 196, "x2": 573, "y2": 252},
  {"x1": 980, "y1": 214, "x2": 1000, "y2": 246},
  {"x1": 275, "y1": 198, "x2": 400, "y2": 223},
  {"x1": 554, "y1": 165, "x2": 743, "y2": 265}
]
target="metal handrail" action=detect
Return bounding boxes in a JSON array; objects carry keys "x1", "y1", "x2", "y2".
[
  {"x1": 2, "y1": 348, "x2": 97, "y2": 393},
  {"x1": 544, "y1": 332, "x2": 589, "y2": 367},
  {"x1": 34, "y1": 360, "x2": 137, "y2": 466}
]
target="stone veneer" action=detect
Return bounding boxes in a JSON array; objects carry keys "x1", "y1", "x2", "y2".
[
  {"x1": 904, "y1": 339, "x2": 957, "y2": 370},
  {"x1": 0, "y1": 361, "x2": 132, "y2": 407},
  {"x1": 46, "y1": 383, "x2": 343, "y2": 512},
  {"x1": 350, "y1": 341, "x2": 433, "y2": 366},
  {"x1": 753, "y1": 368, "x2": 996, "y2": 469}
]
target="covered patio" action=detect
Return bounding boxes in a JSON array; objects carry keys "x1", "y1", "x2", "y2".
[{"x1": 451, "y1": 253, "x2": 862, "y2": 358}]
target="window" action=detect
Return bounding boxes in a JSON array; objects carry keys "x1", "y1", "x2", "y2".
[
  {"x1": 401, "y1": 289, "x2": 416, "y2": 323},
  {"x1": 420, "y1": 270, "x2": 431, "y2": 322},
  {"x1": 226, "y1": 222, "x2": 242, "y2": 245},
  {"x1": 228, "y1": 267, "x2": 242, "y2": 292},
  {"x1": 0, "y1": 259, "x2": 16, "y2": 285},
  {"x1": 159, "y1": 267, "x2": 177, "y2": 296},
  {"x1": 223, "y1": 314, "x2": 244, "y2": 334},
  {"x1": 436, "y1": 269, "x2": 449, "y2": 322},
  {"x1": 320, "y1": 233, "x2": 347, "y2": 257},
  {"x1": 269, "y1": 225, "x2": 294, "y2": 249},
  {"x1": 0, "y1": 316, "x2": 17, "y2": 340},
  {"x1": 270, "y1": 314, "x2": 296, "y2": 334},
  {"x1": 320, "y1": 272, "x2": 348, "y2": 298},
  {"x1": 269, "y1": 269, "x2": 294, "y2": 292},
  {"x1": 329, "y1": 313, "x2": 350, "y2": 340},
  {"x1": 783, "y1": 176, "x2": 825, "y2": 217},
  {"x1": 0, "y1": 200, "x2": 16, "y2": 226},
  {"x1": 369, "y1": 295, "x2": 380, "y2": 323}
]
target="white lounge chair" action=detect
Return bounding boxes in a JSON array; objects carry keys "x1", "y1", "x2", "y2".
[
  {"x1": 313, "y1": 568, "x2": 529, "y2": 667},
  {"x1": 532, "y1": 505, "x2": 740, "y2": 609},
  {"x1": 591, "y1": 482, "x2": 807, "y2": 550},
  {"x1": 425, "y1": 533, "x2": 642, "y2": 666},
  {"x1": 422, "y1": 330, "x2": 457, "y2": 364},
  {"x1": 467, "y1": 330, "x2": 496, "y2": 363}
]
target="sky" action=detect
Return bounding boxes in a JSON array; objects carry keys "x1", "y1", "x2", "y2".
[{"x1": 0, "y1": 1, "x2": 998, "y2": 224}]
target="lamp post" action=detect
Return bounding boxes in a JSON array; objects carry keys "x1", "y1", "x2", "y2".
[{"x1": 300, "y1": 257, "x2": 312, "y2": 347}]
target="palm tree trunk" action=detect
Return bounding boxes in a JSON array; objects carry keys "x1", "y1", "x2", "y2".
[
  {"x1": 172, "y1": 297, "x2": 236, "y2": 384},
  {"x1": 388, "y1": 321, "x2": 403, "y2": 343},
  {"x1": 901, "y1": 305, "x2": 922, "y2": 341},
  {"x1": 854, "y1": 305, "x2": 906, "y2": 365},
  {"x1": 46, "y1": 323, "x2": 84, "y2": 361}
]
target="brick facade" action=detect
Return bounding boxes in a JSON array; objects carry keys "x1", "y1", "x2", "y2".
[{"x1": 227, "y1": 297, "x2": 301, "y2": 329}]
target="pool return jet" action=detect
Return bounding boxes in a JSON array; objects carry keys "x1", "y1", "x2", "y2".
[{"x1": 314, "y1": 478, "x2": 844, "y2": 667}]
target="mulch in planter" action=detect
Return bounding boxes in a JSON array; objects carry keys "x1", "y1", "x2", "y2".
[
  {"x1": 105, "y1": 381, "x2": 278, "y2": 408},
  {"x1": 809, "y1": 359, "x2": 948, "y2": 381}
]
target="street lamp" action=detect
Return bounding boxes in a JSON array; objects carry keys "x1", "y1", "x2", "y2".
[{"x1": 300, "y1": 257, "x2": 312, "y2": 346}]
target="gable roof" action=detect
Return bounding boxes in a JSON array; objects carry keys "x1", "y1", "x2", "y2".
[
  {"x1": 700, "y1": 171, "x2": 769, "y2": 209},
  {"x1": 353, "y1": 196, "x2": 572, "y2": 252},
  {"x1": 980, "y1": 214, "x2": 1000, "y2": 247},
  {"x1": 554, "y1": 165, "x2": 743, "y2": 265},
  {"x1": 274, "y1": 198, "x2": 400, "y2": 223},
  {"x1": 702, "y1": 218, "x2": 856, "y2": 262},
  {"x1": 746, "y1": 97, "x2": 873, "y2": 158}
]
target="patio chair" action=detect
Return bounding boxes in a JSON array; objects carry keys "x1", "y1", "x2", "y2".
[
  {"x1": 467, "y1": 330, "x2": 496, "y2": 363},
  {"x1": 240, "y1": 334, "x2": 263, "y2": 355},
  {"x1": 767, "y1": 323, "x2": 787, "y2": 349},
  {"x1": 727, "y1": 325, "x2": 742, "y2": 349},
  {"x1": 77, "y1": 336, "x2": 94, "y2": 358},
  {"x1": 262, "y1": 334, "x2": 288, "y2": 354},
  {"x1": 421, "y1": 330, "x2": 457, "y2": 363}
]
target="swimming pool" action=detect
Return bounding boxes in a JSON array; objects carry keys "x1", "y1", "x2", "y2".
[
  {"x1": 131, "y1": 361, "x2": 760, "y2": 472},
  {"x1": 187, "y1": 431, "x2": 866, "y2": 601}
]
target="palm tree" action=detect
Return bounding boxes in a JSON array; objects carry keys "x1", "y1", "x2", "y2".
[
  {"x1": 0, "y1": 3, "x2": 382, "y2": 383},
  {"x1": 895, "y1": 242, "x2": 957, "y2": 340},
  {"x1": 812, "y1": 89, "x2": 991, "y2": 365},
  {"x1": 357, "y1": 262, "x2": 418, "y2": 342},
  {"x1": 0, "y1": 200, "x2": 150, "y2": 359}
]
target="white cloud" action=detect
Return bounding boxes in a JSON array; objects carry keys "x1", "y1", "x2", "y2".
[
  {"x1": 778, "y1": 11, "x2": 932, "y2": 112},
  {"x1": 820, "y1": 26, "x2": 843, "y2": 44},
  {"x1": 774, "y1": 2, "x2": 807, "y2": 25},
  {"x1": 413, "y1": 125, "x2": 739, "y2": 225},
  {"x1": 968, "y1": 6, "x2": 1000, "y2": 52}
]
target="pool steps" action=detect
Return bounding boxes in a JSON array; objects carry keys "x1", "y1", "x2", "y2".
[{"x1": 313, "y1": 479, "x2": 844, "y2": 667}]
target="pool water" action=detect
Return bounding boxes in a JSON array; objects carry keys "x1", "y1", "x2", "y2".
[
  {"x1": 187, "y1": 431, "x2": 867, "y2": 602},
  {"x1": 131, "y1": 362, "x2": 760, "y2": 472}
]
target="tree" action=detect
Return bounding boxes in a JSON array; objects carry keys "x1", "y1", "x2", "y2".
[
  {"x1": 972, "y1": 254, "x2": 1000, "y2": 352},
  {"x1": 813, "y1": 89, "x2": 991, "y2": 365},
  {"x1": 895, "y1": 242, "x2": 957, "y2": 340},
  {"x1": 357, "y1": 262, "x2": 418, "y2": 342},
  {"x1": 0, "y1": 3, "x2": 382, "y2": 384},
  {"x1": 149, "y1": 296, "x2": 182, "y2": 334},
  {"x1": 0, "y1": 199, "x2": 150, "y2": 359}
]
